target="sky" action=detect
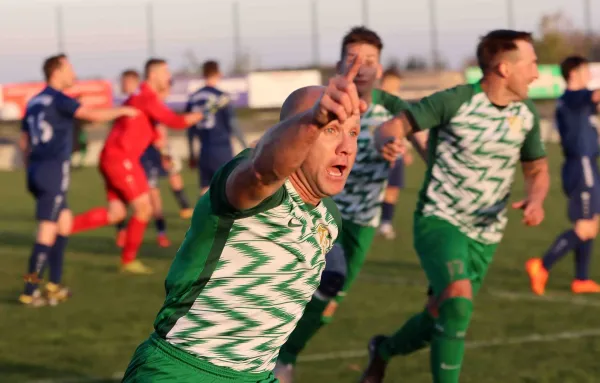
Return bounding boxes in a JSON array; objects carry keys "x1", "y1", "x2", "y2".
[{"x1": 0, "y1": 0, "x2": 598, "y2": 83}]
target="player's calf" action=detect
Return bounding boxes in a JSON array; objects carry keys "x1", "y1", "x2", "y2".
[
  {"x1": 120, "y1": 194, "x2": 153, "y2": 272},
  {"x1": 430, "y1": 280, "x2": 473, "y2": 383}
]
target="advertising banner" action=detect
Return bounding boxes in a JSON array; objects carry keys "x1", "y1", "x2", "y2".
[
  {"x1": 464, "y1": 65, "x2": 565, "y2": 99},
  {"x1": 0, "y1": 80, "x2": 113, "y2": 120},
  {"x1": 113, "y1": 76, "x2": 249, "y2": 111}
]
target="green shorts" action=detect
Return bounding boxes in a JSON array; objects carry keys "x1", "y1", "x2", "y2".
[
  {"x1": 335, "y1": 219, "x2": 377, "y2": 302},
  {"x1": 122, "y1": 333, "x2": 277, "y2": 383},
  {"x1": 413, "y1": 215, "x2": 498, "y2": 298}
]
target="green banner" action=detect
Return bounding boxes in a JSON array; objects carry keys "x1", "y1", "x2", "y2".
[{"x1": 464, "y1": 65, "x2": 565, "y2": 99}]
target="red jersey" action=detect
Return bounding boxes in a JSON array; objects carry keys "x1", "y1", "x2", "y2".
[{"x1": 102, "y1": 83, "x2": 188, "y2": 159}]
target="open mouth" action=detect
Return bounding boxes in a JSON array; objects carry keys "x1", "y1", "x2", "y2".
[{"x1": 327, "y1": 165, "x2": 347, "y2": 177}]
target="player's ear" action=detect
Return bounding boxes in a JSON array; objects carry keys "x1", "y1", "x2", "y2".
[
  {"x1": 376, "y1": 63, "x2": 383, "y2": 80},
  {"x1": 497, "y1": 61, "x2": 510, "y2": 79},
  {"x1": 336, "y1": 61, "x2": 343, "y2": 75}
]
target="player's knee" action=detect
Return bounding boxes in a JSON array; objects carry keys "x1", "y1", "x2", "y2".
[
  {"x1": 57, "y1": 209, "x2": 73, "y2": 236},
  {"x1": 108, "y1": 201, "x2": 127, "y2": 224},
  {"x1": 36, "y1": 221, "x2": 59, "y2": 245},
  {"x1": 436, "y1": 297, "x2": 473, "y2": 339},
  {"x1": 133, "y1": 196, "x2": 153, "y2": 221},
  {"x1": 441, "y1": 279, "x2": 473, "y2": 301},
  {"x1": 575, "y1": 218, "x2": 599, "y2": 240},
  {"x1": 317, "y1": 270, "x2": 346, "y2": 299},
  {"x1": 316, "y1": 244, "x2": 347, "y2": 299},
  {"x1": 384, "y1": 187, "x2": 400, "y2": 203}
]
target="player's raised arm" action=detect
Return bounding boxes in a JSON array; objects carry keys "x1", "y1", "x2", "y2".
[
  {"x1": 374, "y1": 86, "x2": 469, "y2": 154},
  {"x1": 225, "y1": 55, "x2": 365, "y2": 211},
  {"x1": 74, "y1": 105, "x2": 138, "y2": 122},
  {"x1": 145, "y1": 95, "x2": 203, "y2": 129}
]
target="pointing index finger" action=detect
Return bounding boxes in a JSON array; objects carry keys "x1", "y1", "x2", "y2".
[{"x1": 344, "y1": 52, "x2": 363, "y2": 81}]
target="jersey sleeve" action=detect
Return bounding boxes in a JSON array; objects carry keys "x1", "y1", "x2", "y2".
[
  {"x1": 520, "y1": 100, "x2": 547, "y2": 161},
  {"x1": 55, "y1": 93, "x2": 81, "y2": 118},
  {"x1": 144, "y1": 94, "x2": 189, "y2": 129},
  {"x1": 210, "y1": 148, "x2": 287, "y2": 219},
  {"x1": 379, "y1": 90, "x2": 410, "y2": 115},
  {"x1": 406, "y1": 84, "x2": 474, "y2": 131}
]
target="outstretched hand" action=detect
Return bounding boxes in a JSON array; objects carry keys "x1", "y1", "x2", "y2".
[{"x1": 311, "y1": 53, "x2": 368, "y2": 127}]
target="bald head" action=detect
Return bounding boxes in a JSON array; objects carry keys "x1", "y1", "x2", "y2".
[{"x1": 279, "y1": 85, "x2": 325, "y2": 121}]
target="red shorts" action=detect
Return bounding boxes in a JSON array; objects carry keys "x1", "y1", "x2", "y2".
[{"x1": 99, "y1": 154, "x2": 149, "y2": 203}]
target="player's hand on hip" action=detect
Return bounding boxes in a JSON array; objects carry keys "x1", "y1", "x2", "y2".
[
  {"x1": 120, "y1": 106, "x2": 140, "y2": 118},
  {"x1": 512, "y1": 199, "x2": 545, "y2": 226},
  {"x1": 380, "y1": 137, "x2": 406, "y2": 164},
  {"x1": 311, "y1": 52, "x2": 368, "y2": 127}
]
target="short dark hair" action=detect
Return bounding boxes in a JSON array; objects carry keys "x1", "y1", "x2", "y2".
[
  {"x1": 144, "y1": 58, "x2": 167, "y2": 79},
  {"x1": 121, "y1": 69, "x2": 140, "y2": 79},
  {"x1": 202, "y1": 60, "x2": 220, "y2": 78},
  {"x1": 43, "y1": 53, "x2": 67, "y2": 81},
  {"x1": 560, "y1": 55, "x2": 589, "y2": 81},
  {"x1": 476, "y1": 29, "x2": 534, "y2": 73},
  {"x1": 382, "y1": 65, "x2": 402, "y2": 79},
  {"x1": 341, "y1": 26, "x2": 383, "y2": 58}
]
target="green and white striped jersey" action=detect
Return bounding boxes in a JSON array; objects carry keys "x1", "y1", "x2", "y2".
[
  {"x1": 333, "y1": 89, "x2": 409, "y2": 227},
  {"x1": 152, "y1": 149, "x2": 341, "y2": 374},
  {"x1": 411, "y1": 83, "x2": 546, "y2": 244}
]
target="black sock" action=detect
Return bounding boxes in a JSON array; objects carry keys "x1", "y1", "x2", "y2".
[{"x1": 172, "y1": 188, "x2": 191, "y2": 210}]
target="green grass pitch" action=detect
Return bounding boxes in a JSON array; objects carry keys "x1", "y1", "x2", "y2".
[{"x1": 1, "y1": 144, "x2": 600, "y2": 382}]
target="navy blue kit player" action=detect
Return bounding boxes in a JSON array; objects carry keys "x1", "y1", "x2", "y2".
[
  {"x1": 18, "y1": 54, "x2": 137, "y2": 306},
  {"x1": 526, "y1": 55, "x2": 600, "y2": 295},
  {"x1": 186, "y1": 60, "x2": 247, "y2": 195}
]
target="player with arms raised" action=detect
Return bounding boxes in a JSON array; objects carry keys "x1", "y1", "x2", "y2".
[
  {"x1": 122, "y1": 55, "x2": 365, "y2": 383},
  {"x1": 360, "y1": 30, "x2": 550, "y2": 383},
  {"x1": 526, "y1": 56, "x2": 600, "y2": 295},
  {"x1": 19, "y1": 54, "x2": 137, "y2": 306},
  {"x1": 70, "y1": 59, "x2": 202, "y2": 274},
  {"x1": 275, "y1": 27, "x2": 422, "y2": 382}
]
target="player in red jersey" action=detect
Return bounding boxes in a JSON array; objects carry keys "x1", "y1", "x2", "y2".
[{"x1": 71, "y1": 58, "x2": 203, "y2": 274}]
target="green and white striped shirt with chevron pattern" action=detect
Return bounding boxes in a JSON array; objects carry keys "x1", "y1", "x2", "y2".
[
  {"x1": 152, "y1": 149, "x2": 342, "y2": 375},
  {"x1": 333, "y1": 89, "x2": 410, "y2": 227},
  {"x1": 411, "y1": 83, "x2": 546, "y2": 244}
]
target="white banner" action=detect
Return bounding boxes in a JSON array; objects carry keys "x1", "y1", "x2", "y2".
[{"x1": 248, "y1": 70, "x2": 322, "y2": 109}]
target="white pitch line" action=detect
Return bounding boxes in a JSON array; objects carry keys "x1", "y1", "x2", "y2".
[
  {"x1": 360, "y1": 273, "x2": 600, "y2": 308},
  {"x1": 298, "y1": 327, "x2": 600, "y2": 363},
  {"x1": 29, "y1": 328, "x2": 600, "y2": 382}
]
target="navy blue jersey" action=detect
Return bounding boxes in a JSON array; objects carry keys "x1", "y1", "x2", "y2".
[
  {"x1": 555, "y1": 89, "x2": 599, "y2": 158},
  {"x1": 186, "y1": 86, "x2": 235, "y2": 147},
  {"x1": 21, "y1": 86, "x2": 81, "y2": 163}
]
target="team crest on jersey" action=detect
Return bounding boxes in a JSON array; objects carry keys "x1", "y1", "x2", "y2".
[
  {"x1": 316, "y1": 224, "x2": 331, "y2": 255},
  {"x1": 507, "y1": 115, "x2": 523, "y2": 133}
]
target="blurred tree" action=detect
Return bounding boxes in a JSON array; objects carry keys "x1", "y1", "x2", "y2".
[{"x1": 533, "y1": 11, "x2": 600, "y2": 64}]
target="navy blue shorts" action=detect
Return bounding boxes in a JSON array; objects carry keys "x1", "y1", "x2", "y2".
[
  {"x1": 200, "y1": 147, "x2": 233, "y2": 188},
  {"x1": 562, "y1": 157, "x2": 600, "y2": 222},
  {"x1": 141, "y1": 146, "x2": 168, "y2": 189},
  {"x1": 27, "y1": 160, "x2": 70, "y2": 222},
  {"x1": 387, "y1": 157, "x2": 405, "y2": 188}
]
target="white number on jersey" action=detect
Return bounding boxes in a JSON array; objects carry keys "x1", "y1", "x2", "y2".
[{"x1": 27, "y1": 112, "x2": 53, "y2": 146}]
